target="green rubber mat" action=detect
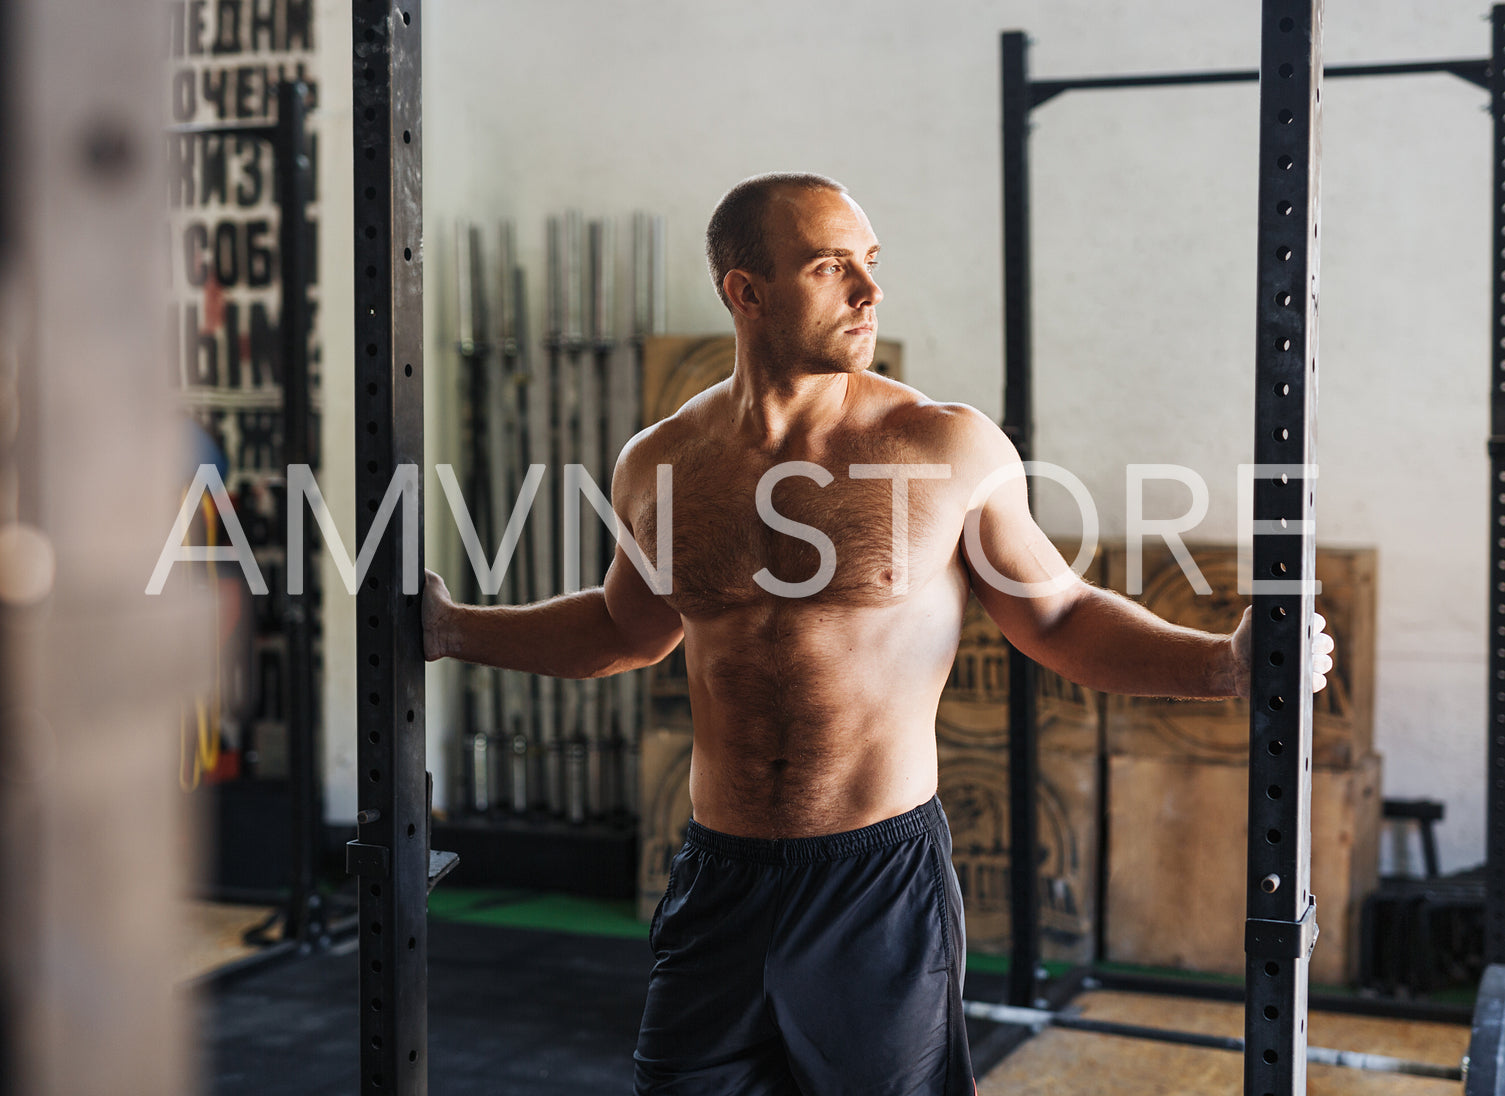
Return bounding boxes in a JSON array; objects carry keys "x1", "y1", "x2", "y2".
[
  {"x1": 428, "y1": 889, "x2": 647, "y2": 939},
  {"x1": 964, "y1": 953, "x2": 1074, "y2": 977}
]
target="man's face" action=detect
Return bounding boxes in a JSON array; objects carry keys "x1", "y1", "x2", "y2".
[{"x1": 754, "y1": 187, "x2": 884, "y2": 375}]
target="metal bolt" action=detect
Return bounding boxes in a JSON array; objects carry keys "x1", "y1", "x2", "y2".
[
  {"x1": 357, "y1": 809, "x2": 382, "y2": 824},
  {"x1": 1261, "y1": 873, "x2": 1281, "y2": 893}
]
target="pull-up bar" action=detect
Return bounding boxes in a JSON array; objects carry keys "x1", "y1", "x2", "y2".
[{"x1": 1030, "y1": 57, "x2": 1489, "y2": 106}]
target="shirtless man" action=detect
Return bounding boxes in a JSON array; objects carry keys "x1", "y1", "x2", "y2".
[{"x1": 422, "y1": 172, "x2": 1334, "y2": 1095}]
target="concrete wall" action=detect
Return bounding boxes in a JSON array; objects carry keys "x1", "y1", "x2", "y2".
[{"x1": 317, "y1": 0, "x2": 1493, "y2": 874}]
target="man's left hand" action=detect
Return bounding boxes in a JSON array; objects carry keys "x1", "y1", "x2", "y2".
[
  {"x1": 1311, "y1": 612, "x2": 1335, "y2": 693},
  {"x1": 1230, "y1": 607, "x2": 1335, "y2": 699}
]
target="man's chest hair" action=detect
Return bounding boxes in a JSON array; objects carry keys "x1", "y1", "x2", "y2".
[{"x1": 630, "y1": 442, "x2": 959, "y2": 617}]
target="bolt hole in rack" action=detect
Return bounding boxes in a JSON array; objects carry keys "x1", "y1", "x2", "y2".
[{"x1": 978, "y1": 3, "x2": 1505, "y2": 1095}]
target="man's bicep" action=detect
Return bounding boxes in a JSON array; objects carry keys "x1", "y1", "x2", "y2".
[
  {"x1": 602, "y1": 536, "x2": 683, "y2": 661},
  {"x1": 600, "y1": 427, "x2": 681, "y2": 660},
  {"x1": 960, "y1": 443, "x2": 1084, "y2": 642}
]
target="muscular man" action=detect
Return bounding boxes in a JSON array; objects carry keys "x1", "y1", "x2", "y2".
[{"x1": 423, "y1": 172, "x2": 1335, "y2": 1095}]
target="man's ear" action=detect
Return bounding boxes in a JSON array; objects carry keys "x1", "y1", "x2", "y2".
[{"x1": 723, "y1": 270, "x2": 762, "y2": 319}]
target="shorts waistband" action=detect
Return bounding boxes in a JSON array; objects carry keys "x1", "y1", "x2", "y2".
[{"x1": 684, "y1": 796, "x2": 946, "y2": 865}]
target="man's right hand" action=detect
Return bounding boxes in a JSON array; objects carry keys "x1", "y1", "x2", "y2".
[{"x1": 422, "y1": 569, "x2": 454, "y2": 662}]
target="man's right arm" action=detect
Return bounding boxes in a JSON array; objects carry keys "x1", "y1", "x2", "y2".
[
  {"x1": 422, "y1": 430, "x2": 684, "y2": 676},
  {"x1": 422, "y1": 549, "x2": 682, "y2": 678}
]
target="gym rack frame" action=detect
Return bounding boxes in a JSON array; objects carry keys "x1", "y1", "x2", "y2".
[
  {"x1": 345, "y1": 3, "x2": 456, "y2": 1094},
  {"x1": 996, "y1": 3, "x2": 1505, "y2": 1093}
]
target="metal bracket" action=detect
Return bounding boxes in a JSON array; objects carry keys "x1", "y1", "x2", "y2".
[
  {"x1": 1487, "y1": 435, "x2": 1505, "y2": 458},
  {"x1": 427, "y1": 850, "x2": 460, "y2": 894},
  {"x1": 1246, "y1": 898, "x2": 1319, "y2": 960},
  {"x1": 346, "y1": 840, "x2": 391, "y2": 880}
]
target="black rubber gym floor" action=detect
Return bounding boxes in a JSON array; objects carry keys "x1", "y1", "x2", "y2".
[
  {"x1": 203, "y1": 917, "x2": 649, "y2": 1094},
  {"x1": 200, "y1": 913, "x2": 1016, "y2": 1094}
]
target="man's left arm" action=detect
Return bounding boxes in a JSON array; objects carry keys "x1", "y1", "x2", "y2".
[{"x1": 951, "y1": 409, "x2": 1332, "y2": 699}]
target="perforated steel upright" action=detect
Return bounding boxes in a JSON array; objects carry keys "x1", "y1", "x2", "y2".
[
  {"x1": 276, "y1": 80, "x2": 324, "y2": 949},
  {"x1": 351, "y1": 2, "x2": 428, "y2": 1093},
  {"x1": 1487, "y1": 3, "x2": 1505, "y2": 969},
  {"x1": 999, "y1": 30, "x2": 1044, "y2": 1011},
  {"x1": 1244, "y1": 2, "x2": 1322, "y2": 1094}
]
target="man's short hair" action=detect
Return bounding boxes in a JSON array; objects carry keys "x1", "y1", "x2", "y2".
[{"x1": 705, "y1": 172, "x2": 846, "y2": 312}]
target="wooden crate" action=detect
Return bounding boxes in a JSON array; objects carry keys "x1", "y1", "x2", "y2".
[
  {"x1": 939, "y1": 745, "x2": 1099, "y2": 964},
  {"x1": 938, "y1": 540, "x2": 1104, "y2": 754},
  {"x1": 641, "y1": 334, "x2": 903, "y2": 423},
  {"x1": 939, "y1": 594, "x2": 1101, "y2": 756},
  {"x1": 636, "y1": 725, "x2": 694, "y2": 922},
  {"x1": 1102, "y1": 543, "x2": 1376, "y2": 768},
  {"x1": 1105, "y1": 752, "x2": 1381, "y2": 986}
]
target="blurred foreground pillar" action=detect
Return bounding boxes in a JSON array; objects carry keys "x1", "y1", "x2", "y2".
[{"x1": 0, "y1": 0, "x2": 202, "y2": 1092}]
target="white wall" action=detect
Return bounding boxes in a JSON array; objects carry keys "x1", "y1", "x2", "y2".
[
  {"x1": 318, "y1": 0, "x2": 1496, "y2": 874},
  {"x1": 317, "y1": 0, "x2": 358, "y2": 826}
]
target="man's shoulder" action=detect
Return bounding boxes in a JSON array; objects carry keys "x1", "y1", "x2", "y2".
[
  {"x1": 861, "y1": 378, "x2": 1011, "y2": 460},
  {"x1": 614, "y1": 381, "x2": 729, "y2": 481}
]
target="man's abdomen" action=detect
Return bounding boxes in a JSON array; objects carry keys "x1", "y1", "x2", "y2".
[{"x1": 679, "y1": 594, "x2": 963, "y2": 838}]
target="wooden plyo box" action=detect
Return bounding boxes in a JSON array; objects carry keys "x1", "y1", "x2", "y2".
[
  {"x1": 938, "y1": 590, "x2": 1103, "y2": 963},
  {"x1": 1105, "y1": 752, "x2": 1381, "y2": 986},
  {"x1": 1101, "y1": 543, "x2": 1377, "y2": 769},
  {"x1": 939, "y1": 745, "x2": 1098, "y2": 964},
  {"x1": 940, "y1": 556, "x2": 1103, "y2": 757},
  {"x1": 637, "y1": 724, "x2": 694, "y2": 922}
]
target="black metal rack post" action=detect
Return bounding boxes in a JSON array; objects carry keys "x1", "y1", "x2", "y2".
[
  {"x1": 999, "y1": 29, "x2": 1044, "y2": 1011},
  {"x1": 275, "y1": 81, "x2": 324, "y2": 948},
  {"x1": 1244, "y1": 2, "x2": 1322, "y2": 1094},
  {"x1": 1488, "y1": 3, "x2": 1505, "y2": 969},
  {"x1": 348, "y1": 2, "x2": 432, "y2": 1093}
]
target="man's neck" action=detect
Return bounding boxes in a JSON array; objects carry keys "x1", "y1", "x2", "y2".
[{"x1": 726, "y1": 349, "x2": 857, "y2": 452}]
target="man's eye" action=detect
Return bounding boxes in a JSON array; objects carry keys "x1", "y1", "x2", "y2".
[{"x1": 866, "y1": 260, "x2": 880, "y2": 271}]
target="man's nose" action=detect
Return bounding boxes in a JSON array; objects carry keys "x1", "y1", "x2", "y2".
[{"x1": 852, "y1": 268, "x2": 883, "y2": 308}]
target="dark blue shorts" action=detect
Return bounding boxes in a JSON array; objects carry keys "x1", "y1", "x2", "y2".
[{"x1": 634, "y1": 796, "x2": 974, "y2": 1095}]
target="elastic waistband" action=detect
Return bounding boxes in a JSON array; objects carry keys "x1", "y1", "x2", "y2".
[{"x1": 684, "y1": 796, "x2": 946, "y2": 865}]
